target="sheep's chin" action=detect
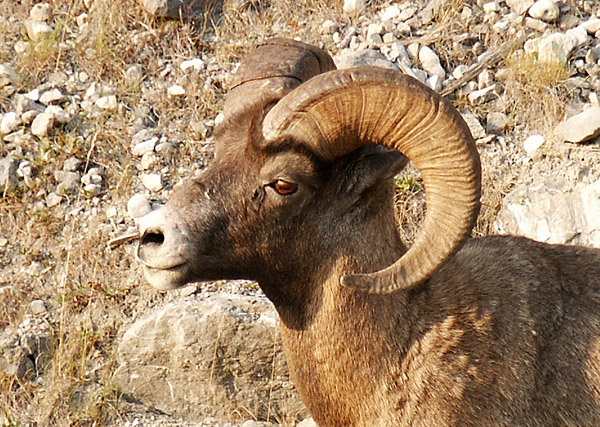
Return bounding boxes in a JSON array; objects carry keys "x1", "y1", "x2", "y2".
[{"x1": 143, "y1": 265, "x2": 189, "y2": 290}]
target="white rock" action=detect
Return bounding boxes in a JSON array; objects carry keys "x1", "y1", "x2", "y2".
[
  {"x1": 63, "y1": 157, "x2": 82, "y2": 171},
  {"x1": 538, "y1": 33, "x2": 576, "y2": 64},
  {"x1": 180, "y1": 58, "x2": 205, "y2": 72},
  {"x1": 30, "y1": 3, "x2": 52, "y2": 22},
  {"x1": 31, "y1": 112, "x2": 54, "y2": 137},
  {"x1": 461, "y1": 112, "x2": 486, "y2": 139},
  {"x1": 14, "y1": 41, "x2": 29, "y2": 55},
  {"x1": 21, "y1": 110, "x2": 40, "y2": 125},
  {"x1": 321, "y1": 20, "x2": 338, "y2": 35},
  {"x1": 46, "y1": 192, "x2": 62, "y2": 207},
  {"x1": 483, "y1": 2, "x2": 501, "y2": 13},
  {"x1": 83, "y1": 183, "x2": 101, "y2": 197},
  {"x1": 45, "y1": 105, "x2": 69, "y2": 123},
  {"x1": 553, "y1": 106, "x2": 600, "y2": 143},
  {"x1": 343, "y1": 0, "x2": 365, "y2": 14},
  {"x1": 528, "y1": 0, "x2": 559, "y2": 22},
  {"x1": 30, "y1": 300, "x2": 46, "y2": 315},
  {"x1": 167, "y1": 85, "x2": 186, "y2": 96},
  {"x1": 25, "y1": 88, "x2": 40, "y2": 101},
  {"x1": 525, "y1": 17, "x2": 548, "y2": 32},
  {"x1": 468, "y1": 85, "x2": 497, "y2": 105},
  {"x1": 127, "y1": 193, "x2": 152, "y2": 219},
  {"x1": 398, "y1": 6, "x2": 417, "y2": 21},
  {"x1": 1, "y1": 112, "x2": 22, "y2": 135},
  {"x1": 419, "y1": 46, "x2": 445, "y2": 79},
  {"x1": 39, "y1": 89, "x2": 63, "y2": 105},
  {"x1": 380, "y1": 5, "x2": 400, "y2": 21},
  {"x1": 95, "y1": 95, "x2": 118, "y2": 110},
  {"x1": 141, "y1": 174, "x2": 163, "y2": 192},
  {"x1": 426, "y1": 75, "x2": 443, "y2": 92},
  {"x1": 506, "y1": 0, "x2": 534, "y2": 15},
  {"x1": 581, "y1": 18, "x2": 600, "y2": 34},
  {"x1": 565, "y1": 26, "x2": 590, "y2": 47},
  {"x1": 125, "y1": 65, "x2": 143, "y2": 82},
  {"x1": 132, "y1": 137, "x2": 158, "y2": 157},
  {"x1": 0, "y1": 64, "x2": 19, "y2": 83},
  {"x1": 523, "y1": 134, "x2": 545, "y2": 159},
  {"x1": 24, "y1": 19, "x2": 53, "y2": 41},
  {"x1": 452, "y1": 65, "x2": 469, "y2": 79},
  {"x1": 141, "y1": 152, "x2": 158, "y2": 170}
]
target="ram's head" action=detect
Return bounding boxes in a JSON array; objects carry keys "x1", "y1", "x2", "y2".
[{"x1": 136, "y1": 39, "x2": 481, "y2": 303}]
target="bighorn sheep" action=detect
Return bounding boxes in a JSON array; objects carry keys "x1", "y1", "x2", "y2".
[{"x1": 136, "y1": 39, "x2": 600, "y2": 425}]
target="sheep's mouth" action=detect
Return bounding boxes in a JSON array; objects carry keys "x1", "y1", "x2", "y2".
[{"x1": 141, "y1": 262, "x2": 190, "y2": 290}]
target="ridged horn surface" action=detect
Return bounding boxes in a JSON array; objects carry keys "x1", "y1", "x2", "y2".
[{"x1": 262, "y1": 66, "x2": 481, "y2": 294}]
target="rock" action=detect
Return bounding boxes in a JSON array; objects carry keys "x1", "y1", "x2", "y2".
[
  {"x1": 180, "y1": 58, "x2": 204, "y2": 72},
  {"x1": 483, "y1": 2, "x2": 501, "y2": 14},
  {"x1": 46, "y1": 192, "x2": 62, "y2": 207},
  {"x1": 141, "y1": 173, "x2": 163, "y2": 192},
  {"x1": 553, "y1": 106, "x2": 600, "y2": 143},
  {"x1": 525, "y1": 17, "x2": 548, "y2": 32},
  {"x1": 1, "y1": 112, "x2": 21, "y2": 135},
  {"x1": 343, "y1": 0, "x2": 364, "y2": 14},
  {"x1": 418, "y1": 46, "x2": 445, "y2": 79},
  {"x1": 141, "y1": 0, "x2": 207, "y2": 19},
  {"x1": 538, "y1": 29, "x2": 589, "y2": 65},
  {"x1": 127, "y1": 193, "x2": 152, "y2": 219},
  {"x1": 0, "y1": 157, "x2": 18, "y2": 192},
  {"x1": 23, "y1": 19, "x2": 53, "y2": 41},
  {"x1": 39, "y1": 88, "x2": 63, "y2": 105},
  {"x1": 124, "y1": 64, "x2": 143, "y2": 82},
  {"x1": 95, "y1": 95, "x2": 118, "y2": 111},
  {"x1": 45, "y1": 105, "x2": 69, "y2": 123},
  {"x1": 486, "y1": 112, "x2": 509, "y2": 133},
  {"x1": 297, "y1": 418, "x2": 317, "y2": 427},
  {"x1": 0, "y1": 64, "x2": 19, "y2": 84},
  {"x1": 30, "y1": 300, "x2": 46, "y2": 315},
  {"x1": 54, "y1": 171, "x2": 81, "y2": 194},
  {"x1": 63, "y1": 157, "x2": 82, "y2": 172},
  {"x1": 31, "y1": 112, "x2": 54, "y2": 137},
  {"x1": 30, "y1": 3, "x2": 52, "y2": 22},
  {"x1": 321, "y1": 19, "x2": 338, "y2": 35},
  {"x1": 334, "y1": 50, "x2": 398, "y2": 71},
  {"x1": 83, "y1": 183, "x2": 101, "y2": 197},
  {"x1": 506, "y1": 0, "x2": 534, "y2": 15},
  {"x1": 380, "y1": 5, "x2": 400, "y2": 21},
  {"x1": 461, "y1": 112, "x2": 486, "y2": 139},
  {"x1": 528, "y1": 0, "x2": 559, "y2": 22},
  {"x1": 115, "y1": 294, "x2": 308, "y2": 422},
  {"x1": 581, "y1": 18, "x2": 600, "y2": 34},
  {"x1": 426, "y1": 75, "x2": 442, "y2": 92},
  {"x1": 167, "y1": 84, "x2": 186, "y2": 96},
  {"x1": 523, "y1": 134, "x2": 545, "y2": 159},
  {"x1": 467, "y1": 85, "x2": 497, "y2": 105},
  {"x1": 132, "y1": 137, "x2": 158, "y2": 157},
  {"x1": 495, "y1": 179, "x2": 600, "y2": 248}
]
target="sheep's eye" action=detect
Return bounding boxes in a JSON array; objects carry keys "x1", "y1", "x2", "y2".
[{"x1": 272, "y1": 179, "x2": 298, "y2": 195}]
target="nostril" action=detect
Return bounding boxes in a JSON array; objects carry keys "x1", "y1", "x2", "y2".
[{"x1": 141, "y1": 231, "x2": 165, "y2": 246}]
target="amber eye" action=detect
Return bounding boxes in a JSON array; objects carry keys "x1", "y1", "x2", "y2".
[{"x1": 272, "y1": 179, "x2": 298, "y2": 195}]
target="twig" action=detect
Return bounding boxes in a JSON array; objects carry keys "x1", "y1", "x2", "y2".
[
  {"x1": 107, "y1": 232, "x2": 139, "y2": 250},
  {"x1": 440, "y1": 35, "x2": 527, "y2": 97}
]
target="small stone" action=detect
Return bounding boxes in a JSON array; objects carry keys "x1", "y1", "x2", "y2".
[
  {"x1": 45, "y1": 105, "x2": 69, "y2": 123},
  {"x1": 132, "y1": 137, "x2": 158, "y2": 157},
  {"x1": 54, "y1": 171, "x2": 80, "y2": 193},
  {"x1": 30, "y1": 300, "x2": 46, "y2": 315},
  {"x1": 31, "y1": 112, "x2": 54, "y2": 137},
  {"x1": 528, "y1": 0, "x2": 560, "y2": 22},
  {"x1": 399, "y1": 6, "x2": 417, "y2": 21},
  {"x1": 0, "y1": 157, "x2": 19, "y2": 191},
  {"x1": 128, "y1": 193, "x2": 152, "y2": 219},
  {"x1": 46, "y1": 192, "x2": 62, "y2": 207},
  {"x1": 63, "y1": 157, "x2": 82, "y2": 172},
  {"x1": 461, "y1": 112, "x2": 486, "y2": 139},
  {"x1": 96, "y1": 95, "x2": 118, "y2": 111},
  {"x1": 141, "y1": 152, "x2": 158, "y2": 170},
  {"x1": 523, "y1": 134, "x2": 545, "y2": 159},
  {"x1": 0, "y1": 64, "x2": 19, "y2": 84},
  {"x1": 506, "y1": 0, "x2": 534, "y2": 15},
  {"x1": 343, "y1": 0, "x2": 365, "y2": 14},
  {"x1": 478, "y1": 69, "x2": 493, "y2": 90},
  {"x1": 468, "y1": 85, "x2": 497, "y2": 105},
  {"x1": 167, "y1": 85, "x2": 186, "y2": 96},
  {"x1": 180, "y1": 58, "x2": 204, "y2": 72},
  {"x1": 483, "y1": 2, "x2": 501, "y2": 13},
  {"x1": 419, "y1": 46, "x2": 445, "y2": 79},
  {"x1": 581, "y1": 18, "x2": 600, "y2": 34},
  {"x1": 83, "y1": 183, "x2": 101, "y2": 197},
  {"x1": 486, "y1": 112, "x2": 509, "y2": 133},
  {"x1": 30, "y1": 3, "x2": 52, "y2": 22},
  {"x1": 125, "y1": 65, "x2": 143, "y2": 82},
  {"x1": 1, "y1": 112, "x2": 21, "y2": 135},
  {"x1": 321, "y1": 20, "x2": 338, "y2": 35},
  {"x1": 452, "y1": 65, "x2": 469, "y2": 79},
  {"x1": 24, "y1": 19, "x2": 54, "y2": 41},
  {"x1": 39, "y1": 89, "x2": 63, "y2": 105},
  {"x1": 16, "y1": 161, "x2": 32, "y2": 178},
  {"x1": 21, "y1": 110, "x2": 40, "y2": 125},
  {"x1": 553, "y1": 106, "x2": 600, "y2": 143},
  {"x1": 426, "y1": 75, "x2": 442, "y2": 92},
  {"x1": 382, "y1": 33, "x2": 397, "y2": 44},
  {"x1": 14, "y1": 41, "x2": 29, "y2": 55},
  {"x1": 380, "y1": 5, "x2": 400, "y2": 21},
  {"x1": 155, "y1": 142, "x2": 174, "y2": 153},
  {"x1": 141, "y1": 174, "x2": 163, "y2": 192},
  {"x1": 525, "y1": 17, "x2": 548, "y2": 32}
]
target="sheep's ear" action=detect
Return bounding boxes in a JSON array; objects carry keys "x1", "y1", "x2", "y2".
[{"x1": 340, "y1": 146, "x2": 408, "y2": 196}]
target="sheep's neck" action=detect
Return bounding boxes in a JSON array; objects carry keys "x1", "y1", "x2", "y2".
[{"x1": 278, "y1": 252, "x2": 414, "y2": 425}]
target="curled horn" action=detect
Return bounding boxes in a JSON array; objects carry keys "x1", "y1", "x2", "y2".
[{"x1": 262, "y1": 67, "x2": 481, "y2": 294}]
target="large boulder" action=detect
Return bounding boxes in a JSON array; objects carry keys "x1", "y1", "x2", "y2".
[
  {"x1": 495, "y1": 178, "x2": 600, "y2": 248},
  {"x1": 115, "y1": 293, "x2": 307, "y2": 423}
]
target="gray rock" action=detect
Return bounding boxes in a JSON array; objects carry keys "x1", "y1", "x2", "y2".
[
  {"x1": 0, "y1": 157, "x2": 19, "y2": 192},
  {"x1": 0, "y1": 64, "x2": 19, "y2": 84},
  {"x1": 554, "y1": 106, "x2": 600, "y2": 143},
  {"x1": 334, "y1": 50, "x2": 398, "y2": 71},
  {"x1": 115, "y1": 294, "x2": 307, "y2": 422},
  {"x1": 418, "y1": 45, "x2": 445, "y2": 79},
  {"x1": 468, "y1": 85, "x2": 497, "y2": 105},
  {"x1": 495, "y1": 179, "x2": 600, "y2": 248},
  {"x1": 141, "y1": 173, "x2": 163, "y2": 192},
  {"x1": 30, "y1": 300, "x2": 46, "y2": 315},
  {"x1": 63, "y1": 157, "x2": 82, "y2": 172},
  {"x1": 125, "y1": 64, "x2": 143, "y2": 82},
  {"x1": 127, "y1": 193, "x2": 152, "y2": 219},
  {"x1": 141, "y1": 0, "x2": 208, "y2": 19},
  {"x1": 321, "y1": 19, "x2": 338, "y2": 35},
  {"x1": 486, "y1": 112, "x2": 509, "y2": 133},
  {"x1": 46, "y1": 192, "x2": 62, "y2": 207},
  {"x1": 528, "y1": 0, "x2": 559, "y2": 22},
  {"x1": 54, "y1": 170, "x2": 80, "y2": 193}
]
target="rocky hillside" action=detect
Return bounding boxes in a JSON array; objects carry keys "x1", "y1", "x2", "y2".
[{"x1": 1, "y1": 0, "x2": 599, "y2": 425}]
